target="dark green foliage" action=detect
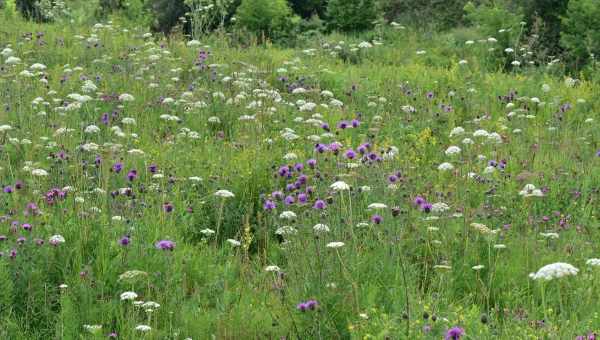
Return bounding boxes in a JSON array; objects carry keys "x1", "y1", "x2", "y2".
[
  {"x1": 16, "y1": 0, "x2": 43, "y2": 21},
  {"x1": 560, "y1": 0, "x2": 600, "y2": 67},
  {"x1": 147, "y1": 0, "x2": 188, "y2": 35},
  {"x1": 235, "y1": 0, "x2": 295, "y2": 41},
  {"x1": 521, "y1": 0, "x2": 568, "y2": 55},
  {"x1": 95, "y1": 0, "x2": 126, "y2": 18},
  {"x1": 288, "y1": 0, "x2": 326, "y2": 19},
  {"x1": 380, "y1": 0, "x2": 468, "y2": 31},
  {"x1": 326, "y1": 0, "x2": 378, "y2": 32}
]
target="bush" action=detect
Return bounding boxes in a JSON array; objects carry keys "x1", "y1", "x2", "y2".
[
  {"x1": 288, "y1": 0, "x2": 326, "y2": 19},
  {"x1": 380, "y1": 0, "x2": 468, "y2": 31},
  {"x1": 16, "y1": 0, "x2": 68, "y2": 21},
  {"x1": 147, "y1": 0, "x2": 188, "y2": 35},
  {"x1": 326, "y1": 0, "x2": 378, "y2": 32},
  {"x1": 521, "y1": 0, "x2": 568, "y2": 55},
  {"x1": 234, "y1": 0, "x2": 295, "y2": 42},
  {"x1": 560, "y1": 0, "x2": 600, "y2": 67}
]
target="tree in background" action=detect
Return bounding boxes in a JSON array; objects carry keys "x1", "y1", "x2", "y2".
[
  {"x1": 521, "y1": 0, "x2": 568, "y2": 56},
  {"x1": 288, "y1": 0, "x2": 326, "y2": 19},
  {"x1": 560, "y1": 0, "x2": 600, "y2": 68},
  {"x1": 326, "y1": 0, "x2": 378, "y2": 32},
  {"x1": 380, "y1": 0, "x2": 468, "y2": 31},
  {"x1": 234, "y1": 0, "x2": 295, "y2": 41}
]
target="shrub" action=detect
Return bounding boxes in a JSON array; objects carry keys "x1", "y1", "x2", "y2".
[
  {"x1": 560, "y1": 0, "x2": 600, "y2": 67},
  {"x1": 380, "y1": 0, "x2": 468, "y2": 31},
  {"x1": 288, "y1": 0, "x2": 326, "y2": 19},
  {"x1": 326, "y1": 0, "x2": 378, "y2": 32},
  {"x1": 234, "y1": 0, "x2": 294, "y2": 41},
  {"x1": 147, "y1": 0, "x2": 188, "y2": 35},
  {"x1": 16, "y1": 0, "x2": 68, "y2": 21},
  {"x1": 95, "y1": 0, "x2": 125, "y2": 18},
  {"x1": 521, "y1": 0, "x2": 569, "y2": 55}
]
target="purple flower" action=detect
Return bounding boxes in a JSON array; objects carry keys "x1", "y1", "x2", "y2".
[
  {"x1": 313, "y1": 199, "x2": 327, "y2": 210},
  {"x1": 162, "y1": 202, "x2": 174, "y2": 213},
  {"x1": 297, "y1": 193, "x2": 308, "y2": 204},
  {"x1": 155, "y1": 240, "x2": 175, "y2": 251},
  {"x1": 596, "y1": 150, "x2": 600, "y2": 157},
  {"x1": 345, "y1": 149, "x2": 356, "y2": 159},
  {"x1": 263, "y1": 200, "x2": 276, "y2": 210},
  {"x1": 148, "y1": 163, "x2": 158, "y2": 173},
  {"x1": 445, "y1": 326, "x2": 465, "y2": 340},
  {"x1": 112, "y1": 162, "x2": 123, "y2": 173},
  {"x1": 119, "y1": 236, "x2": 130, "y2": 246},
  {"x1": 127, "y1": 170, "x2": 137, "y2": 181},
  {"x1": 306, "y1": 159, "x2": 317, "y2": 169},
  {"x1": 22, "y1": 223, "x2": 32, "y2": 231},
  {"x1": 284, "y1": 195, "x2": 295, "y2": 205},
  {"x1": 371, "y1": 214, "x2": 383, "y2": 224},
  {"x1": 3, "y1": 186, "x2": 13, "y2": 193},
  {"x1": 351, "y1": 119, "x2": 360, "y2": 128},
  {"x1": 272, "y1": 191, "x2": 284, "y2": 200}
]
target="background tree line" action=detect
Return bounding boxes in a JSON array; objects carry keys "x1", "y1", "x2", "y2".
[{"x1": 3, "y1": 0, "x2": 599, "y2": 69}]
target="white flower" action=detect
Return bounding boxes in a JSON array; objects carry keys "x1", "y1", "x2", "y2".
[
  {"x1": 330, "y1": 181, "x2": 350, "y2": 191},
  {"x1": 449, "y1": 126, "x2": 465, "y2": 137},
  {"x1": 31, "y1": 169, "x2": 49, "y2": 177},
  {"x1": 541, "y1": 84, "x2": 551, "y2": 93},
  {"x1": 187, "y1": 40, "x2": 201, "y2": 47},
  {"x1": 118, "y1": 93, "x2": 135, "y2": 102},
  {"x1": 84, "y1": 125, "x2": 100, "y2": 133},
  {"x1": 519, "y1": 184, "x2": 544, "y2": 197},
  {"x1": 540, "y1": 232, "x2": 559, "y2": 239},
  {"x1": 5, "y1": 56, "x2": 21, "y2": 65},
  {"x1": 368, "y1": 203, "x2": 388, "y2": 210},
  {"x1": 120, "y1": 291, "x2": 138, "y2": 301},
  {"x1": 265, "y1": 265, "x2": 281, "y2": 272},
  {"x1": 142, "y1": 301, "x2": 160, "y2": 309},
  {"x1": 511, "y1": 60, "x2": 521, "y2": 66},
  {"x1": 586, "y1": 259, "x2": 600, "y2": 267},
  {"x1": 279, "y1": 211, "x2": 297, "y2": 220},
  {"x1": 275, "y1": 226, "x2": 297, "y2": 235},
  {"x1": 326, "y1": 242, "x2": 345, "y2": 249},
  {"x1": 200, "y1": 228, "x2": 215, "y2": 236},
  {"x1": 49, "y1": 234, "x2": 65, "y2": 245},
  {"x1": 30, "y1": 63, "x2": 47, "y2": 70},
  {"x1": 313, "y1": 224, "x2": 330, "y2": 233},
  {"x1": 121, "y1": 117, "x2": 136, "y2": 125},
  {"x1": 494, "y1": 244, "x2": 507, "y2": 249},
  {"x1": 215, "y1": 190, "x2": 235, "y2": 198},
  {"x1": 472, "y1": 265, "x2": 485, "y2": 271},
  {"x1": 431, "y1": 202, "x2": 450, "y2": 213},
  {"x1": 445, "y1": 146, "x2": 461, "y2": 155},
  {"x1": 358, "y1": 41, "x2": 373, "y2": 49},
  {"x1": 0, "y1": 124, "x2": 12, "y2": 132},
  {"x1": 462, "y1": 138, "x2": 474, "y2": 145},
  {"x1": 473, "y1": 129, "x2": 489, "y2": 138},
  {"x1": 529, "y1": 262, "x2": 578, "y2": 281},
  {"x1": 438, "y1": 162, "x2": 454, "y2": 171},
  {"x1": 226, "y1": 239, "x2": 241, "y2": 247},
  {"x1": 83, "y1": 325, "x2": 103, "y2": 334},
  {"x1": 135, "y1": 325, "x2": 152, "y2": 332}
]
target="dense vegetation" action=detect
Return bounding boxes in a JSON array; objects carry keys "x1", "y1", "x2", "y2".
[{"x1": 1, "y1": 0, "x2": 600, "y2": 338}]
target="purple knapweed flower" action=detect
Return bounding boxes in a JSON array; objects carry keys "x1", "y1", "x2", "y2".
[
  {"x1": 155, "y1": 240, "x2": 175, "y2": 251},
  {"x1": 445, "y1": 327, "x2": 465, "y2": 340}
]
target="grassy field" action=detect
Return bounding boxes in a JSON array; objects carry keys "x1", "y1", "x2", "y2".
[{"x1": 1, "y1": 9, "x2": 600, "y2": 339}]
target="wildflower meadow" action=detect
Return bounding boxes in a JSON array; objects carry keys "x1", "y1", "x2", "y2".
[{"x1": 1, "y1": 1, "x2": 600, "y2": 339}]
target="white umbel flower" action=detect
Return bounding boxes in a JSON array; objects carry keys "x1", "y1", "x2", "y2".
[
  {"x1": 135, "y1": 325, "x2": 152, "y2": 332},
  {"x1": 120, "y1": 291, "x2": 138, "y2": 300},
  {"x1": 519, "y1": 184, "x2": 544, "y2": 197},
  {"x1": 279, "y1": 211, "x2": 297, "y2": 220},
  {"x1": 326, "y1": 242, "x2": 345, "y2": 249},
  {"x1": 313, "y1": 224, "x2": 330, "y2": 233},
  {"x1": 445, "y1": 146, "x2": 461, "y2": 155},
  {"x1": 265, "y1": 265, "x2": 281, "y2": 272},
  {"x1": 215, "y1": 190, "x2": 235, "y2": 198},
  {"x1": 586, "y1": 259, "x2": 600, "y2": 267},
  {"x1": 529, "y1": 262, "x2": 578, "y2": 281},
  {"x1": 330, "y1": 181, "x2": 350, "y2": 191},
  {"x1": 438, "y1": 162, "x2": 454, "y2": 171},
  {"x1": 367, "y1": 203, "x2": 388, "y2": 210}
]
